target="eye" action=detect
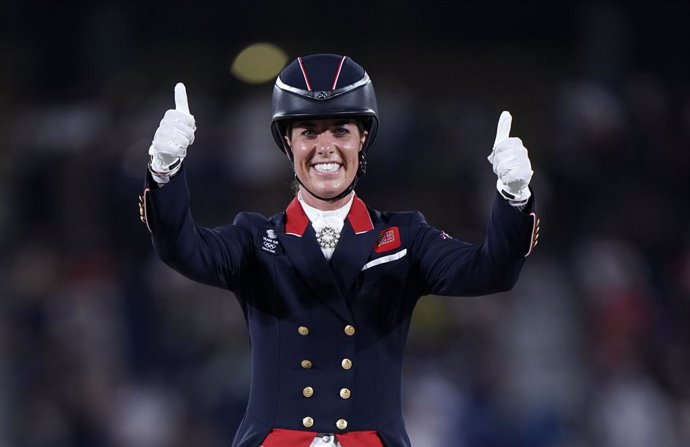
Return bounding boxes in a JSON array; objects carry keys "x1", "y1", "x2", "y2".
[
  {"x1": 300, "y1": 129, "x2": 316, "y2": 137},
  {"x1": 333, "y1": 127, "x2": 350, "y2": 136}
]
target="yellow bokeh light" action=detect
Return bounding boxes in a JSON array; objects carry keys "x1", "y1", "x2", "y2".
[{"x1": 231, "y1": 43, "x2": 289, "y2": 84}]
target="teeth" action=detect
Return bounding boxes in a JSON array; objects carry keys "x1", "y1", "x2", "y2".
[{"x1": 313, "y1": 163, "x2": 340, "y2": 173}]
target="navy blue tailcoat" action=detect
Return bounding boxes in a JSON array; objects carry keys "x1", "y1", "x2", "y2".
[{"x1": 140, "y1": 168, "x2": 539, "y2": 447}]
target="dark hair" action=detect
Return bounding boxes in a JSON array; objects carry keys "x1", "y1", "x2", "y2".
[
  {"x1": 284, "y1": 119, "x2": 366, "y2": 141},
  {"x1": 290, "y1": 179, "x2": 300, "y2": 194}
]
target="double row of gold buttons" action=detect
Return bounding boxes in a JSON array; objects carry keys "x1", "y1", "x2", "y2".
[{"x1": 298, "y1": 324, "x2": 355, "y2": 431}]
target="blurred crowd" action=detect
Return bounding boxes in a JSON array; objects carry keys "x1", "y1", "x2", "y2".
[{"x1": 1, "y1": 2, "x2": 688, "y2": 447}]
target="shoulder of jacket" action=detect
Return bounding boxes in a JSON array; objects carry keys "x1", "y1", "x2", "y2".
[
  {"x1": 377, "y1": 210, "x2": 428, "y2": 226},
  {"x1": 232, "y1": 211, "x2": 270, "y2": 228}
]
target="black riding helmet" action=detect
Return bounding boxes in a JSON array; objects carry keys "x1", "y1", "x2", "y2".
[{"x1": 271, "y1": 54, "x2": 379, "y2": 201}]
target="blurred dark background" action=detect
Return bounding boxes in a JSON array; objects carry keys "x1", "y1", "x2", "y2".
[{"x1": 1, "y1": 1, "x2": 689, "y2": 446}]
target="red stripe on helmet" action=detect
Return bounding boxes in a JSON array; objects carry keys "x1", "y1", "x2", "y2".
[
  {"x1": 297, "y1": 57, "x2": 312, "y2": 92},
  {"x1": 331, "y1": 56, "x2": 346, "y2": 90}
]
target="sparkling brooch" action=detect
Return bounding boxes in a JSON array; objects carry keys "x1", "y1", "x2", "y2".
[{"x1": 315, "y1": 226, "x2": 340, "y2": 249}]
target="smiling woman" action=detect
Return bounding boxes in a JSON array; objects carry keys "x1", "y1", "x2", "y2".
[
  {"x1": 270, "y1": 55, "x2": 380, "y2": 205},
  {"x1": 140, "y1": 53, "x2": 538, "y2": 447},
  {"x1": 286, "y1": 119, "x2": 368, "y2": 211}
]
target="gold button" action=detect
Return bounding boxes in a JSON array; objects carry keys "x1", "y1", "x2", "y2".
[
  {"x1": 336, "y1": 418, "x2": 348, "y2": 430},
  {"x1": 341, "y1": 358, "x2": 353, "y2": 370},
  {"x1": 303, "y1": 386, "x2": 314, "y2": 398},
  {"x1": 303, "y1": 416, "x2": 314, "y2": 428},
  {"x1": 339, "y1": 388, "x2": 351, "y2": 399},
  {"x1": 344, "y1": 325, "x2": 355, "y2": 336},
  {"x1": 301, "y1": 360, "x2": 312, "y2": 369},
  {"x1": 298, "y1": 326, "x2": 309, "y2": 336}
]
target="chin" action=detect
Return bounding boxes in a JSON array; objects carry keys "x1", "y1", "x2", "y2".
[{"x1": 309, "y1": 188, "x2": 340, "y2": 199}]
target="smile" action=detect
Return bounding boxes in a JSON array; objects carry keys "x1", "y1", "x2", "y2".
[{"x1": 311, "y1": 162, "x2": 342, "y2": 173}]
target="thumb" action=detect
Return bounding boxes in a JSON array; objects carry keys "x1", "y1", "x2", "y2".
[
  {"x1": 493, "y1": 111, "x2": 512, "y2": 147},
  {"x1": 174, "y1": 82, "x2": 190, "y2": 115}
]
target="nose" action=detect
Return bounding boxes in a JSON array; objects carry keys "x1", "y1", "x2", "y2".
[{"x1": 315, "y1": 132, "x2": 336, "y2": 155}]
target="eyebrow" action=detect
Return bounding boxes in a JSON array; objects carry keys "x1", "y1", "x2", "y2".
[{"x1": 292, "y1": 120, "x2": 357, "y2": 128}]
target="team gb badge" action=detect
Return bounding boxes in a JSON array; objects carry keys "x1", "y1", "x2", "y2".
[{"x1": 259, "y1": 227, "x2": 282, "y2": 255}]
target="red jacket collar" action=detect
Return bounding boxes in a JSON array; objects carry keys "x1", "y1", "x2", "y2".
[{"x1": 284, "y1": 194, "x2": 374, "y2": 236}]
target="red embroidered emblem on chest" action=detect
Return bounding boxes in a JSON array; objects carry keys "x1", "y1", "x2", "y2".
[{"x1": 374, "y1": 226, "x2": 401, "y2": 253}]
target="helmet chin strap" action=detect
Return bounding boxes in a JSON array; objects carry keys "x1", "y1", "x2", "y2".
[
  {"x1": 289, "y1": 147, "x2": 368, "y2": 203},
  {"x1": 295, "y1": 174, "x2": 359, "y2": 203},
  {"x1": 285, "y1": 145, "x2": 367, "y2": 202}
]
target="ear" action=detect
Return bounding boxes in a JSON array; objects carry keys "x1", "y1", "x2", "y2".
[
  {"x1": 284, "y1": 134, "x2": 292, "y2": 149},
  {"x1": 359, "y1": 129, "x2": 368, "y2": 150}
]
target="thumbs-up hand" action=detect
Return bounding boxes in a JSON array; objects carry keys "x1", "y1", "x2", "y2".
[
  {"x1": 148, "y1": 83, "x2": 197, "y2": 182},
  {"x1": 487, "y1": 111, "x2": 533, "y2": 204}
]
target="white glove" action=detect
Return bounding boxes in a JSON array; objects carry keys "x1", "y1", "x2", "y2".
[
  {"x1": 148, "y1": 82, "x2": 196, "y2": 183},
  {"x1": 487, "y1": 111, "x2": 533, "y2": 205}
]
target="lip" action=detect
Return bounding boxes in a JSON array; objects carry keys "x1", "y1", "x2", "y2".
[{"x1": 310, "y1": 161, "x2": 343, "y2": 175}]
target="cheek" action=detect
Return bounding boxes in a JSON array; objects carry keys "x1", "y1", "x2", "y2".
[
  {"x1": 345, "y1": 141, "x2": 362, "y2": 162},
  {"x1": 291, "y1": 143, "x2": 310, "y2": 162}
]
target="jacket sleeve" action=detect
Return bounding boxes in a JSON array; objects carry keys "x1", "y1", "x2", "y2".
[
  {"x1": 411, "y1": 192, "x2": 539, "y2": 297},
  {"x1": 140, "y1": 166, "x2": 254, "y2": 292}
]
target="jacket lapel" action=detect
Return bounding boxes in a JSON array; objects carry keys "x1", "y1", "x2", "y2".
[
  {"x1": 329, "y1": 195, "x2": 378, "y2": 293},
  {"x1": 278, "y1": 197, "x2": 353, "y2": 320},
  {"x1": 329, "y1": 216, "x2": 379, "y2": 293}
]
